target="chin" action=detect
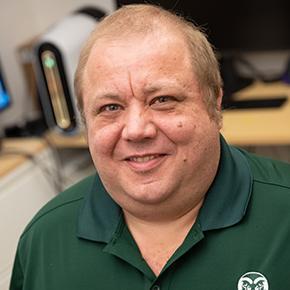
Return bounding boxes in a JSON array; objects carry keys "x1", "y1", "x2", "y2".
[{"x1": 125, "y1": 184, "x2": 171, "y2": 205}]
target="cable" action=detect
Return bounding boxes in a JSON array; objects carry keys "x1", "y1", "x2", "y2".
[
  {"x1": 42, "y1": 133, "x2": 94, "y2": 190},
  {"x1": 42, "y1": 134, "x2": 65, "y2": 191},
  {"x1": 0, "y1": 148, "x2": 63, "y2": 194}
]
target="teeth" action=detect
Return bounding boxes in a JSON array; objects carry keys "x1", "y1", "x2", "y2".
[{"x1": 130, "y1": 155, "x2": 157, "y2": 163}]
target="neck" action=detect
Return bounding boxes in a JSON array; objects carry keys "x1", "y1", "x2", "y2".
[
  {"x1": 123, "y1": 196, "x2": 203, "y2": 229},
  {"x1": 123, "y1": 198, "x2": 204, "y2": 276}
]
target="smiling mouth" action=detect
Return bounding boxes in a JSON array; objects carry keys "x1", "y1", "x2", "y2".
[
  {"x1": 127, "y1": 154, "x2": 163, "y2": 163},
  {"x1": 124, "y1": 154, "x2": 167, "y2": 171}
]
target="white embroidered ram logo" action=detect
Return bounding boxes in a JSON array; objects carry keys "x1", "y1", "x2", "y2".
[{"x1": 238, "y1": 272, "x2": 269, "y2": 290}]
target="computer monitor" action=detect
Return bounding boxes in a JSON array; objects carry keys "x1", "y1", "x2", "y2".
[
  {"x1": 117, "y1": 0, "x2": 290, "y2": 51},
  {"x1": 116, "y1": 0, "x2": 290, "y2": 99},
  {"x1": 0, "y1": 63, "x2": 11, "y2": 113},
  {"x1": 0, "y1": 62, "x2": 12, "y2": 147}
]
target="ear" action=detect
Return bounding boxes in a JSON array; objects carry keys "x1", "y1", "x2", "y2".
[
  {"x1": 215, "y1": 88, "x2": 223, "y2": 129},
  {"x1": 216, "y1": 88, "x2": 223, "y2": 111}
]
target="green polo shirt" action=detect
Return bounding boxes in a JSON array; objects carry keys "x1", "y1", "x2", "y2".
[{"x1": 10, "y1": 136, "x2": 290, "y2": 290}]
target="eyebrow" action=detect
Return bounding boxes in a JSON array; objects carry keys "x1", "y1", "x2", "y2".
[
  {"x1": 92, "y1": 80, "x2": 185, "y2": 102},
  {"x1": 142, "y1": 80, "x2": 184, "y2": 95},
  {"x1": 142, "y1": 86, "x2": 161, "y2": 95},
  {"x1": 93, "y1": 93, "x2": 122, "y2": 102}
]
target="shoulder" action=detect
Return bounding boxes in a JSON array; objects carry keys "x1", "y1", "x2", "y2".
[
  {"x1": 236, "y1": 149, "x2": 290, "y2": 227},
  {"x1": 20, "y1": 174, "x2": 96, "y2": 238},
  {"x1": 240, "y1": 149, "x2": 290, "y2": 189},
  {"x1": 238, "y1": 149, "x2": 290, "y2": 212}
]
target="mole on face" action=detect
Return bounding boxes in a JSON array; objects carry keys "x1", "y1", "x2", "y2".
[{"x1": 177, "y1": 122, "x2": 183, "y2": 128}]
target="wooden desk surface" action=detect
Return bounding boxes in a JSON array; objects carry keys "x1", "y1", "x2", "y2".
[
  {"x1": 0, "y1": 138, "x2": 46, "y2": 177},
  {"x1": 221, "y1": 81, "x2": 290, "y2": 146},
  {"x1": 45, "y1": 130, "x2": 88, "y2": 148}
]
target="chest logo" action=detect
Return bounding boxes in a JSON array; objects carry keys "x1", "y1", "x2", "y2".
[{"x1": 237, "y1": 272, "x2": 269, "y2": 290}]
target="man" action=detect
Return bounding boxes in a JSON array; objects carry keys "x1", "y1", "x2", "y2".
[{"x1": 10, "y1": 4, "x2": 290, "y2": 290}]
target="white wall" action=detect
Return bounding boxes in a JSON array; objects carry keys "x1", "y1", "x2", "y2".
[{"x1": 0, "y1": 0, "x2": 116, "y2": 129}]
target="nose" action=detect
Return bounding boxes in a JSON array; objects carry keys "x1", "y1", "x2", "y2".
[{"x1": 121, "y1": 107, "x2": 157, "y2": 142}]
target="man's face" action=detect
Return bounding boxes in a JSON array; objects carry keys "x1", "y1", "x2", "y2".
[{"x1": 82, "y1": 33, "x2": 222, "y2": 220}]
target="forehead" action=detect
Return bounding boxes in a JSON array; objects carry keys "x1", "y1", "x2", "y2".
[
  {"x1": 82, "y1": 32, "x2": 198, "y2": 97},
  {"x1": 88, "y1": 31, "x2": 192, "y2": 69}
]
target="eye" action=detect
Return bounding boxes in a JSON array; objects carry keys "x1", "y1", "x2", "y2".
[
  {"x1": 99, "y1": 103, "x2": 122, "y2": 113},
  {"x1": 150, "y1": 96, "x2": 173, "y2": 105},
  {"x1": 149, "y1": 95, "x2": 178, "y2": 111}
]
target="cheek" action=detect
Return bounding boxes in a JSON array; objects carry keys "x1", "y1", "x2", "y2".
[
  {"x1": 87, "y1": 122, "x2": 122, "y2": 157},
  {"x1": 158, "y1": 114, "x2": 199, "y2": 145},
  {"x1": 158, "y1": 111, "x2": 218, "y2": 154}
]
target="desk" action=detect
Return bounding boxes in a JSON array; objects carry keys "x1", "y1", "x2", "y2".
[
  {"x1": 0, "y1": 138, "x2": 47, "y2": 177},
  {"x1": 221, "y1": 81, "x2": 290, "y2": 146},
  {"x1": 45, "y1": 130, "x2": 88, "y2": 148}
]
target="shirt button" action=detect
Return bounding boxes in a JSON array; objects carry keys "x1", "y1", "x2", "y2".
[{"x1": 151, "y1": 285, "x2": 161, "y2": 290}]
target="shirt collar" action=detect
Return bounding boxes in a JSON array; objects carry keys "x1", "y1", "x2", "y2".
[
  {"x1": 77, "y1": 135, "x2": 253, "y2": 242},
  {"x1": 77, "y1": 174, "x2": 122, "y2": 243},
  {"x1": 198, "y1": 135, "x2": 252, "y2": 231}
]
